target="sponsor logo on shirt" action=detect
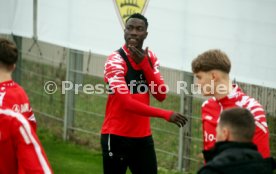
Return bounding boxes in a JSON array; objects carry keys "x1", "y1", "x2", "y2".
[
  {"x1": 12, "y1": 103, "x2": 31, "y2": 113},
  {"x1": 204, "y1": 131, "x2": 216, "y2": 142}
]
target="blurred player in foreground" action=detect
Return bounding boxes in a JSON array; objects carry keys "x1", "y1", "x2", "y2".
[
  {"x1": 0, "y1": 38, "x2": 36, "y2": 130},
  {"x1": 0, "y1": 107, "x2": 52, "y2": 174}
]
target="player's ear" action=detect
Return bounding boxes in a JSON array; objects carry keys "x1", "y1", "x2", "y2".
[
  {"x1": 222, "y1": 127, "x2": 230, "y2": 141},
  {"x1": 144, "y1": 31, "x2": 148, "y2": 39},
  {"x1": 211, "y1": 71, "x2": 219, "y2": 82},
  {"x1": 7, "y1": 64, "x2": 16, "y2": 72}
]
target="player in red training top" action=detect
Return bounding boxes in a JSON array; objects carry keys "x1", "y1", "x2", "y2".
[
  {"x1": 191, "y1": 49, "x2": 270, "y2": 160},
  {"x1": 101, "y1": 13, "x2": 187, "y2": 174},
  {"x1": 0, "y1": 107, "x2": 52, "y2": 174},
  {"x1": 0, "y1": 38, "x2": 36, "y2": 131}
]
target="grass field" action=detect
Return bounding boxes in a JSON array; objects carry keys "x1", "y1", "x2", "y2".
[
  {"x1": 39, "y1": 129, "x2": 184, "y2": 174},
  {"x1": 39, "y1": 129, "x2": 103, "y2": 174}
]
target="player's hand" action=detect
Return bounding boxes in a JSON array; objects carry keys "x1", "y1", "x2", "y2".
[
  {"x1": 169, "y1": 112, "x2": 188, "y2": 127},
  {"x1": 128, "y1": 46, "x2": 148, "y2": 64}
]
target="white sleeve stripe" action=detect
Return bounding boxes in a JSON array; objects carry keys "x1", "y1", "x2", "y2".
[
  {"x1": 105, "y1": 70, "x2": 124, "y2": 76},
  {"x1": 108, "y1": 79, "x2": 125, "y2": 83},
  {"x1": 0, "y1": 92, "x2": 6, "y2": 106},
  {"x1": 110, "y1": 84, "x2": 127, "y2": 90},
  {"x1": 251, "y1": 108, "x2": 264, "y2": 114},
  {"x1": 246, "y1": 98, "x2": 260, "y2": 109},
  {"x1": 254, "y1": 115, "x2": 266, "y2": 120},
  {"x1": 255, "y1": 121, "x2": 267, "y2": 134},
  {"x1": 261, "y1": 122, "x2": 268, "y2": 127},
  {"x1": 28, "y1": 114, "x2": 36, "y2": 122},
  {"x1": 0, "y1": 109, "x2": 52, "y2": 174},
  {"x1": 19, "y1": 126, "x2": 31, "y2": 144}
]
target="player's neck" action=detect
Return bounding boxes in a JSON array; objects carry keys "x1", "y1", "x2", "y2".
[
  {"x1": 0, "y1": 71, "x2": 12, "y2": 83},
  {"x1": 214, "y1": 79, "x2": 233, "y2": 100}
]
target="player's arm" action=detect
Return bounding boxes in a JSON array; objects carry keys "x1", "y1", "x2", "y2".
[
  {"x1": 128, "y1": 46, "x2": 167, "y2": 101},
  {"x1": 105, "y1": 54, "x2": 187, "y2": 127},
  {"x1": 25, "y1": 108, "x2": 37, "y2": 132},
  {"x1": 12, "y1": 118, "x2": 52, "y2": 174},
  {"x1": 251, "y1": 106, "x2": 271, "y2": 158},
  {"x1": 23, "y1": 91, "x2": 37, "y2": 131},
  {"x1": 201, "y1": 104, "x2": 218, "y2": 162},
  {"x1": 138, "y1": 50, "x2": 167, "y2": 101},
  {"x1": 113, "y1": 88, "x2": 186, "y2": 127},
  {"x1": 201, "y1": 105, "x2": 217, "y2": 150}
]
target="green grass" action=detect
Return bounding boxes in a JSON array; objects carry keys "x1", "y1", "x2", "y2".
[
  {"x1": 38, "y1": 129, "x2": 103, "y2": 174},
  {"x1": 39, "y1": 129, "x2": 184, "y2": 174}
]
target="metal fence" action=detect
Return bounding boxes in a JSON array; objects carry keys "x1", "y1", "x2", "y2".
[{"x1": 3, "y1": 34, "x2": 276, "y2": 173}]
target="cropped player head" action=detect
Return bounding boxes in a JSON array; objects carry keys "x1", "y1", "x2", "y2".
[
  {"x1": 0, "y1": 38, "x2": 18, "y2": 71},
  {"x1": 216, "y1": 107, "x2": 255, "y2": 142}
]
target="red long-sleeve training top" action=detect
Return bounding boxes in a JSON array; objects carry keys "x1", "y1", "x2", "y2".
[
  {"x1": 0, "y1": 107, "x2": 52, "y2": 174},
  {"x1": 101, "y1": 45, "x2": 173, "y2": 137}
]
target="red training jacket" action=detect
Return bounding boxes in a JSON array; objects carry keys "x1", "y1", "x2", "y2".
[{"x1": 0, "y1": 107, "x2": 52, "y2": 174}]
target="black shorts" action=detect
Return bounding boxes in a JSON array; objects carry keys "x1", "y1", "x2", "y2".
[{"x1": 101, "y1": 134, "x2": 157, "y2": 174}]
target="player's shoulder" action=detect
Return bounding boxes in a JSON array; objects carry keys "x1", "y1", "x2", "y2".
[
  {"x1": 147, "y1": 49, "x2": 158, "y2": 61},
  {"x1": 236, "y1": 92, "x2": 262, "y2": 108},
  {"x1": 3, "y1": 82, "x2": 28, "y2": 99},
  {"x1": 1, "y1": 81, "x2": 24, "y2": 91},
  {"x1": 106, "y1": 51, "x2": 125, "y2": 64},
  {"x1": 13, "y1": 82, "x2": 27, "y2": 93}
]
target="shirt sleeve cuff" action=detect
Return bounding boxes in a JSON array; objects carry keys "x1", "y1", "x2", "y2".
[{"x1": 138, "y1": 56, "x2": 152, "y2": 69}]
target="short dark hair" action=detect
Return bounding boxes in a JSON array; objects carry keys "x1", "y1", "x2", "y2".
[
  {"x1": 192, "y1": 49, "x2": 231, "y2": 74},
  {"x1": 125, "y1": 13, "x2": 148, "y2": 28},
  {"x1": 0, "y1": 38, "x2": 18, "y2": 65},
  {"x1": 219, "y1": 108, "x2": 255, "y2": 142}
]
